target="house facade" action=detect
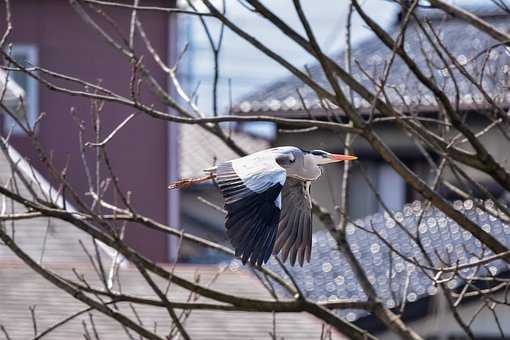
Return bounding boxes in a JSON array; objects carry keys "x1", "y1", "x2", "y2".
[{"x1": 1, "y1": 0, "x2": 178, "y2": 262}]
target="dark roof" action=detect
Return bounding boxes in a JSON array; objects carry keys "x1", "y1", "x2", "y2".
[
  {"x1": 257, "y1": 199, "x2": 509, "y2": 323},
  {"x1": 233, "y1": 5, "x2": 510, "y2": 117}
]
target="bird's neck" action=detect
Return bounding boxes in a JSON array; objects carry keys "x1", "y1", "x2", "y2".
[{"x1": 298, "y1": 157, "x2": 322, "y2": 181}]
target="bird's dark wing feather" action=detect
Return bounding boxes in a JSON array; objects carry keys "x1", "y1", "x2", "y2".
[
  {"x1": 273, "y1": 178, "x2": 312, "y2": 266},
  {"x1": 215, "y1": 152, "x2": 286, "y2": 266}
]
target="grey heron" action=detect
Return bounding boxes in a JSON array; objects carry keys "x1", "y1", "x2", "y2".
[{"x1": 170, "y1": 146, "x2": 357, "y2": 266}]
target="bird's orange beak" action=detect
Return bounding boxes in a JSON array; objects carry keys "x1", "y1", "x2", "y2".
[{"x1": 329, "y1": 154, "x2": 358, "y2": 161}]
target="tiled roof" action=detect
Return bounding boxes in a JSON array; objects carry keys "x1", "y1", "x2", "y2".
[
  {"x1": 232, "y1": 5, "x2": 510, "y2": 116},
  {"x1": 0, "y1": 263, "x2": 341, "y2": 339},
  {"x1": 179, "y1": 125, "x2": 269, "y2": 178},
  {"x1": 263, "y1": 199, "x2": 509, "y2": 322}
]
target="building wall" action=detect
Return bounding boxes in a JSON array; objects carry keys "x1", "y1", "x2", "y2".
[
  {"x1": 274, "y1": 117, "x2": 510, "y2": 221},
  {"x1": 1, "y1": 1, "x2": 175, "y2": 262},
  {"x1": 274, "y1": 123, "x2": 418, "y2": 222}
]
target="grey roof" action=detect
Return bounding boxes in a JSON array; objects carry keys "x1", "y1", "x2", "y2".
[
  {"x1": 0, "y1": 145, "x2": 114, "y2": 264},
  {"x1": 179, "y1": 124, "x2": 269, "y2": 178},
  {"x1": 1, "y1": 264, "x2": 339, "y2": 340},
  {"x1": 259, "y1": 199, "x2": 510, "y2": 322},
  {"x1": 233, "y1": 5, "x2": 510, "y2": 116},
  {"x1": 0, "y1": 69, "x2": 25, "y2": 110}
]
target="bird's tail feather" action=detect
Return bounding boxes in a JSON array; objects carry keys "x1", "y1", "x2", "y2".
[{"x1": 168, "y1": 174, "x2": 214, "y2": 190}]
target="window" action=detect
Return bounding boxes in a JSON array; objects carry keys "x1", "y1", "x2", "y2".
[
  {"x1": 2, "y1": 44, "x2": 38, "y2": 135},
  {"x1": 348, "y1": 162, "x2": 406, "y2": 219},
  {"x1": 376, "y1": 163, "x2": 406, "y2": 212}
]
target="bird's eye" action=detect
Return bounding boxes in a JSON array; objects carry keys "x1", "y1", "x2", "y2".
[{"x1": 311, "y1": 150, "x2": 324, "y2": 156}]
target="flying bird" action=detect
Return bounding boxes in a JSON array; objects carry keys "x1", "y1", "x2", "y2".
[{"x1": 169, "y1": 147, "x2": 357, "y2": 266}]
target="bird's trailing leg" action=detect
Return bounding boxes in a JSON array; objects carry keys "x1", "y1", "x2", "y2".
[{"x1": 168, "y1": 173, "x2": 214, "y2": 190}]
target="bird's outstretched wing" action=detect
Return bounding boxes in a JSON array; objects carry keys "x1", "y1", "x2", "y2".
[
  {"x1": 273, "y1": 178, "x2": 312, "y2": 266},
  {"x1": 215, "y1": 151, "x2": 287, "y2": 266}
]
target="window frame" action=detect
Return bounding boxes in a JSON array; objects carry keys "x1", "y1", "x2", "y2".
[{"x1": 3, "y1": 44, "x2": 38, "y2": 135}]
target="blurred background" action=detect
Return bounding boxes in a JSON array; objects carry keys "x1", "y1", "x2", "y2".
[
  {"x1": 2, "y1": 1, "x2": 510, "y2": 339},
  {"x1": 0, "y1": 0, "x2": 495, "y2": 265}
]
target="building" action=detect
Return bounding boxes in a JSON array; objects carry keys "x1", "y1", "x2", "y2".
[{"x1": 1, "y1": 1, "x2": 177, "y2": 262}]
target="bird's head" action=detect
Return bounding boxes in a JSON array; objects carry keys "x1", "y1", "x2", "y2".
[{"x1": 304, "y1": 149, "x2": 358, "y2": 166}]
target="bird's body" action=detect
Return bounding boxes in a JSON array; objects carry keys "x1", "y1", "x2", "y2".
[
  {"x1": 169, "y1": 146, "x2": 357, "y2": 266},
  {"x1": 208, "y1": 146, "x2": 357, "y2": 267}
]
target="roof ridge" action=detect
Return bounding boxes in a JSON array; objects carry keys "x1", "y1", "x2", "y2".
[
  {"x1": 409, "y1": 3, "x2": 510, "y2": 22},
  {"x1": 233, "y1": 7, "x2": 510, "y2": 116}
]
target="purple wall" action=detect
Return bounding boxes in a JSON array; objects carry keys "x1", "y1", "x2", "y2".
[{"x1": 2, "y1": 1, "x2": 175, "y2": 262}]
